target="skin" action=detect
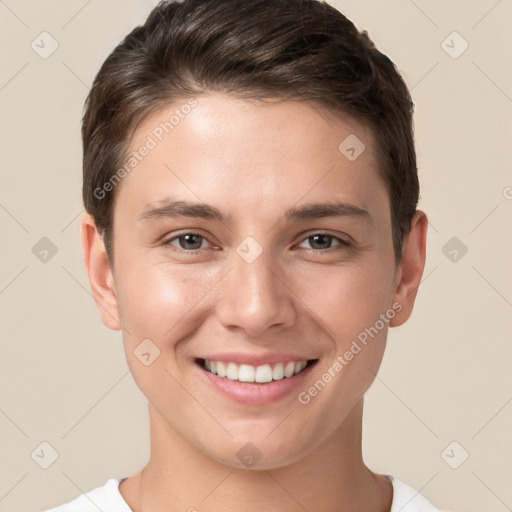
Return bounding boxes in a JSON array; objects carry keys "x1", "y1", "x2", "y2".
[{"x1": 81, "y1": 92, "x2": 427, "y2": 512}]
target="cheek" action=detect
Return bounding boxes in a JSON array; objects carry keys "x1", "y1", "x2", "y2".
[
  {"x1": 296, "y1": 260, "x2": 392, "y2": 345},
  {"x1": 114, "y1": 259, "x2": 220, "y2": 343},
  {"x1": 297, "y1": 266, "x2": 391, "y2": 428},
  {"x1": 114, "y1": 263, "x2": 210, "y2": 400}
]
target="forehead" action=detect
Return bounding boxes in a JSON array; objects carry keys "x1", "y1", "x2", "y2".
[{"x1": 116, "y1": 93, "x2": 386, "y2": 221}]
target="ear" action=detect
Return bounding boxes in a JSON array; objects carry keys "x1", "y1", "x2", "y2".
[
  {"x1": 80, "y1": 212, "x2": 121, "y2": 330},
  {"x1": 389, "y1": 210, "x2": 428, "y2": 327}
]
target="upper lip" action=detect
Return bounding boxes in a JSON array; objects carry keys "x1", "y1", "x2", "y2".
[{"x1": 197, "y1": 352, "x2": 318, "y2": 366}]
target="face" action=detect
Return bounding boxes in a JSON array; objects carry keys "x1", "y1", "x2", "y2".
[{"x1": 85, "y1": 93, "x2": 415, "y2": 470}]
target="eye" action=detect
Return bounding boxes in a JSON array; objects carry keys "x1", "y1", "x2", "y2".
[
  {"x1": 296, "y1": 232, "x2": 351, "y2": 252},
  {"x1": 162, "y1": 231, "x2": 352, "y2": 255},
  {"x1": 164, "y1": 232, "x2": 212, "y2": 253}
]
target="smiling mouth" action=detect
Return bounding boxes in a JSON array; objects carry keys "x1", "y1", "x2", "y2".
[{"x1": 196, "y1": 358, "x2": 318, "y2": 383}]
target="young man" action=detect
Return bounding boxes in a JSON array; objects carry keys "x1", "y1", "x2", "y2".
[{"x1": 44, "y1": 0, "x2": 450, "y2": 510}]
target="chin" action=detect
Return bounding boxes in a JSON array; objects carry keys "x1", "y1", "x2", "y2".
[{"x1": 206, "y1": 432, "x2": 317, "y2": 471}]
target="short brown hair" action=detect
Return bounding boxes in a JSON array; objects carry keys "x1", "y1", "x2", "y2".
[{"x1": 82, "y1": 0, "x2": 418, "y2": 266}]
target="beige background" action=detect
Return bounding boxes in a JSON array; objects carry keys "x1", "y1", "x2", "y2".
[{"x1": 1, "y1": 1, "x2": 511, "y2": 511}]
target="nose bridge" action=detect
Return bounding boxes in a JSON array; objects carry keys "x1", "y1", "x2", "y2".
[{"x1": 216, "y1": 237, "x2": 296, "y2": 335}]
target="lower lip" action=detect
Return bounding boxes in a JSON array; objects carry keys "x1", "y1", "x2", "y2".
[{"x1": 195, "y1": 361, "x2": 317, "y2": 406}]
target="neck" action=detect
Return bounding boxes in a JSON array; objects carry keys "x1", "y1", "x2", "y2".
[{"x1": 122, "y1": 399, "x2": 392, "y2": 512}]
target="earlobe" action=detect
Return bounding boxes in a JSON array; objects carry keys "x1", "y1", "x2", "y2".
[
  {"x1": 389, "y1": 210, "x2": 428, "y2": 327},
  {"x1": 80, "y1": 212, "x2": 122, "y2": 331}
]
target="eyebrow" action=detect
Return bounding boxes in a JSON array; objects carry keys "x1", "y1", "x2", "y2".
[{"x1": 138, "y1": 199, "x2": 371, "y2": 224}]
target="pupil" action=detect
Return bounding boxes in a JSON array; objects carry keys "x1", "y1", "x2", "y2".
[
  {"x1": 311, "y1": 234, "x2": 330, "y2": 249},
  {"x1": 182, "y1": 234, "x2": 201, "y2": 250}
]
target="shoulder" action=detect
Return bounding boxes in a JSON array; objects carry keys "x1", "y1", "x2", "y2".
[
  {"x1": 42, "y1": 477, "x2": 132, "y2": 512},
  {"x1": 388, "y1": 475, "x2": 450, "y2": 512}
]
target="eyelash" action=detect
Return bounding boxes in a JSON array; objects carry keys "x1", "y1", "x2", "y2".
[{"x1": 162, "y1": 231, "x2": 352, "y2": 255}]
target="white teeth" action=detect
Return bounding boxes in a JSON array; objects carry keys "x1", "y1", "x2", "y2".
[
  {"x1": 294, "y1": 361, "x2": 307, "y2": 374},
  {"x1": 202, "y1": 359, "x2": 310, "y2": 383},
  {"x1": 272, "y1": 362, "x2": 284, "y2": 380},
  {"x1": 226, "y1": 362, "x2": 238, "y2": 380},
  {"x1": 284, "y1": 362, "x2": 295, "y2": 378},
  {"x1": 238, "y1": 364, "x2": 255, "y2": 382},
  {"x1": 255, "y1": 364, "x2": 273, "y2": 383},
  {"x1": 216, "y1": 361, "x2": 227, "y2": 378}
]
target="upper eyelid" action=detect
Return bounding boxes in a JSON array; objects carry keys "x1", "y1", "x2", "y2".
[
  {"x1": 297, "y1": 233, "x2": 350, "y2": 245},
  {"x1": 164, "y1": 230, "x2": 351, "y2": 249}
]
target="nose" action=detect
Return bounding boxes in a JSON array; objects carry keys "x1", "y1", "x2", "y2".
[{"x1": 215, "y1": 244, "x2": 297, "y2": 338}]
